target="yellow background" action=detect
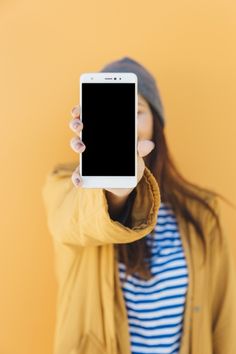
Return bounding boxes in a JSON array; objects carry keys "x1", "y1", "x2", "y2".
[{"x1": 0, "y1": 0, "x2": 235, "y2": 353}]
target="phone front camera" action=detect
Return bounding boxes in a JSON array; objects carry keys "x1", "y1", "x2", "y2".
[{"x1": 114, "y1": 78, "x2": 117, "y2": 80}]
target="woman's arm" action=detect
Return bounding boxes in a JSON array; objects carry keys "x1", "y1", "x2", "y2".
[{"x1": 41, "y1": 163, "x2": 161, "y2": 247}]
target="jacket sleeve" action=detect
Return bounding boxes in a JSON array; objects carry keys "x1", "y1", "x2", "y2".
[
  {"x1": 41, "y1": 162, "x2": 161, "y2": 247},
  {"x1": 209, "y1": 197, "x2": 236, "y2": 354}
]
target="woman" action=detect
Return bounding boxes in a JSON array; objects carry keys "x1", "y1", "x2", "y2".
[{"x1": 42, "y1": 57, "x2": 236, "y2": 354}]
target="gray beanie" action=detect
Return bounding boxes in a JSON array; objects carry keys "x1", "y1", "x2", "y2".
[{"x1": 100, "y1": 56, "x2": 166, "y2": 127}]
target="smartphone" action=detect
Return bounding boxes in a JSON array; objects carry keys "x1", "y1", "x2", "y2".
[{"x1": 79, "y1": 72, "x2": 137, "y2": 188}]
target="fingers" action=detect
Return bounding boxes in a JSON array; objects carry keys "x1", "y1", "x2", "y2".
[
  {"x1": 71, "y1": 164, "x2": 83, "y2": 188},
  {"x1": 138, "y1": 140, "x2": 155, "y2": 157},
  {"x1": 69, "y1": 104, "x2": 86, "y2": 153},
  {"x1": 69, "y1": 104, "x2": 85, "y2": 188},
  {"x1": 136, "y1": 140, "x2": 155, "y2": 185},
  {"x1": 70, "y1": 136, "x2": 86, "y2": 153},
  {"x1": 69, "y1": 105, "x2": 154, "y2": 188},
  {"x1": 69, "y1": 119, "x2": 83, "y2": 135},
  {"x1": 69, "y1": 104, "x2": 85, "y2": 151},
  {"x1": 69, "y1": 104, "x2": 84, "y2": 136},
  {"x1": 71, "y1": 104, "x2": 81, "y2": 118}
]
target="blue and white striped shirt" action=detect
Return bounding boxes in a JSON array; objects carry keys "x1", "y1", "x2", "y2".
[{"x1": 118, "y1": 202, "x2": 189, "y2": 354}]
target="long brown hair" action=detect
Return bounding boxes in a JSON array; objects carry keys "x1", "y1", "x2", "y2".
[{"x1": 115, "y1": 105, "x2": 235, "y2": 281}]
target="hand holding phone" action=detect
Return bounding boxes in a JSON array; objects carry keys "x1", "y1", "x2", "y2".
[{"x1": 69, "y1": 105, "x2": 155, "y2": 198}]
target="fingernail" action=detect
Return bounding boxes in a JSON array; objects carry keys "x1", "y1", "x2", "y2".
[
  {"x1": 72, "y1": 121, "x2": 82, "y2": 130},
  {"x1": 72, "y1": 175, "x2": 81, "y2": 186},
  {"x1": 74, "y1": 141, "x2": 85, "y2": 152},
  {"x1": 77, "y1": 140, "x2": 84, "y2": 148},
  {"x1": 75, "y1": 177, "x2": 81, "y2": 185}
]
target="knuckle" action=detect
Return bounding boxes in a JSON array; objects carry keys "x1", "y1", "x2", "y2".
[
  {"x1": 71, "y1": 172, "x2": 82, "y2": 187},
  {"x1": 70, "y1": 136, "x2": 77, "y2": 145},
  {"x1": 70, "y1": 137, "x2": 85, "y2": 152},
  {"x1": 69, "y1": 119, "x2": 83, "y2": 132},
  {"x1": 71, "y1": 105, "x2": 80, "y2": 117}
]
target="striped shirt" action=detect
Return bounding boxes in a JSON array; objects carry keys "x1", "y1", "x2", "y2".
[{"x1": 118, "y1": 201, "x2": 189, "y2": 354}]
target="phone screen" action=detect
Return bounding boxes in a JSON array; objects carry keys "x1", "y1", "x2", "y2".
[{"x1": 81, "y1": 83, "x2": 135, "y2": 176}]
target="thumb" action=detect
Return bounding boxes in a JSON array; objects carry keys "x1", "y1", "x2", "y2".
[{"x1": 138, "y1": 140, "x2": 155, "y2": 157}]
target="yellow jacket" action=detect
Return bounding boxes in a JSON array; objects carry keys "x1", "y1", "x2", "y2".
[{"x1": 42, "y1": 162, "x2": 236, "y2": 354}]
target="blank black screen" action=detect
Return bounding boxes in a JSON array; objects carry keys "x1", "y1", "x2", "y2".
[{"x1": 81, "y1": 83, "x2": 135, "y2": 176}]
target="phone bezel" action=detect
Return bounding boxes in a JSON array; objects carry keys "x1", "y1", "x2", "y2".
[{"x1": 79, "y1": 72, "x2": 137, "y2": 189}]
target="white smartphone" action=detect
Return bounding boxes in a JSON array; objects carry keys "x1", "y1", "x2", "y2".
[{"x1": 79, "y1": 72, "x2": 138, "y2": 188}]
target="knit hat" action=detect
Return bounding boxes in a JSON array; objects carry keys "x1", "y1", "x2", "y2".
[{"x1": 100, "y1": 56, "x2": 166, "y2": 127}]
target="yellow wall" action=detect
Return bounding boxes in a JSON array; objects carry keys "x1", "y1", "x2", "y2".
[{"x1": 0, "y1": 0, "x2": 235, "y2": 353}]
